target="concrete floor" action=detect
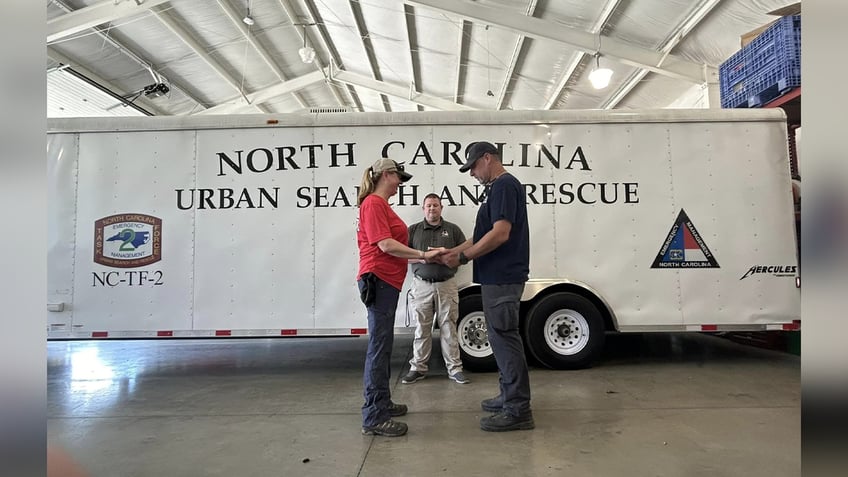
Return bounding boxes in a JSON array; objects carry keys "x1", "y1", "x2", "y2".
[{"x1": 47, "y1": 333, "x2": 800, "y2": 477}]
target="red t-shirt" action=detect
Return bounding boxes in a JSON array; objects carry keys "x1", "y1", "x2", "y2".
[{"x1": 357, "y1": 194, "x2": 409, "y2": 290}]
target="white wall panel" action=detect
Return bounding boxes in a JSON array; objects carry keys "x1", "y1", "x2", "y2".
[
  {"x1": 47, "y1": 134, "x2": 79, "y2": 330},
  {"x1": 192, "y1": 127, "x2": 316, "y2": 331},
  {"x1": 310, "y1": 126, "x2": 371, "y2": 329},
  {"x1": 71, "y1": 131, "x2": 196, "y2": 332},
  {"x1": 550, "y1": 123, "x2": 684, "y2": 326},
  {"x1": 672, "y1": 122, "x2": 798, "y2": 324}
]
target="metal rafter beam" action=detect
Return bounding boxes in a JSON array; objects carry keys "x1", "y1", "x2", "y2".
[
  {"x1": 299, "y1": 0, "x2": 362, "y2": 111},
  {"x1": 599, "y1": 69, "x2": 648, "y2": 110},
  {"x1": 264, "y1": 0, "x2": 360, "y2": 111},
  {"x1": 150, "y1": 5, "x2": 269, "y2": 113},
  {"x1": 330, "y1": 68, "x2": 474, "y2": 111},
  {"x1": 403, "y1": 4, "x2": 423, "y2": 111},
  {"x1": 197, "y1": 70, "x2": 327, "y2": 114},
  {"x1": 216, "y1": 0, "x2": 308, "y2": 110},
  {"x1": 542, "y1": 55, "x2": 582, "y2": 110},
  {"x1": 599, "y1": 0, "x2": 722, "y2": 109},
  {"x1": 48, "y1": 0, "x2": 205, "y2": 115},
  {"x1": 454, "y1": 19, "x2": 471, "y2": 105},
  {"x1": 194, "y1": 65, "x2": 470, "y2": 115},
  {"x1": 275, "y1": 0, "x2": 350, "y2": 109},
  {"x1": 542, "y1": 0, "x2": 620, "y2": 110},
  {"x1": 347, "y1": 0, "x2": 391, "y2": 111},
  {"x1": 407, "y1": 0, "x2": 710, "y2": 83},
  {"x1": 495, "y1": 0, "x2": 538, "y2": 110},
  {"x1": 48, "y1": 0, "x2": 171, "y2": 44},
  {"x1": 47, "y1": 47, "x2": 164, "y2": 116}
]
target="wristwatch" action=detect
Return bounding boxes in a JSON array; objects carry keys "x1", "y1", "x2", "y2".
[{"x1": 459, "y1": 251, "x2": 470, "y2": 265}]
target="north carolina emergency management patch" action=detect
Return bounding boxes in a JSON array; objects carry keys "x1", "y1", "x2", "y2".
[
  {"x1": 651, "y1": 209, "x2": 719, "y2": 269},
  {"x1": 94, "y1": 213, "x2": 162, "y2": 268}
]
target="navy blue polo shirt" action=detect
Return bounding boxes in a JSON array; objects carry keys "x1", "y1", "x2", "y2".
[{"x1": 472, "y1": 173, "x2": 529, "y2": 284}]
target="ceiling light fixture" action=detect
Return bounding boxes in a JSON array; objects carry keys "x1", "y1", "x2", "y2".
[
  {"x1": 298, "y1": 25, "x2": 316, "y2": 64},
  {"x1": 588, "y1": 52, "x2": 613, "y2": 89},
  {"x1": 139, "y1": 66, "x2": 170, "y2": 99},
  {"x1": 242, "y1": 1, "x2": 254, "y2": 25},
  {"x1": 142, "y1": 83, "x2": 170, "y2": 98}
]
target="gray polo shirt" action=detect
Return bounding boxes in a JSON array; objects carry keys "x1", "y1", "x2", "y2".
[{"x1": 408, "y1": 218, "x2": 467, "y2": 282}]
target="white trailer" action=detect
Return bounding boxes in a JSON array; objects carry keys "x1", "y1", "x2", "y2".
[{"x1": 47, "y1": 110, "x2": 800, "y2": 370}]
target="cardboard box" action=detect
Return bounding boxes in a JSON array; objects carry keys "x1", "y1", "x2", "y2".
[{"x1": 741, "y1": 2, "x2": 801, "y2": 47}]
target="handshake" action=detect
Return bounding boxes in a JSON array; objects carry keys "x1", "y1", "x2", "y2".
[{"x1": 417, "y1": 247, "x2": 465, "y2": 268}]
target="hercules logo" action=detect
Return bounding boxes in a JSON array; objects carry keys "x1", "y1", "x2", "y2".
[{"x1": 739, "y1": 265, "x2": 797, "y2": 280}]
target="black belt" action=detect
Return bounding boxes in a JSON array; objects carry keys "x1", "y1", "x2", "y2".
[{"x1": 415, "y1": 274, "x2": 449, "y2": 283}]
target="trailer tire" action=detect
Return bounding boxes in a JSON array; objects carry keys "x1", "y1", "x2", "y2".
[
  {"x1": 523, "y1": 292, "x2": 605, "y2": 370},
  {"x1": 457, "y1": 294, "x2": 497, "y2": 372}
]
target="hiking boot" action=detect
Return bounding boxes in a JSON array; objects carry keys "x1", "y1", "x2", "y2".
[
  {"x1": 480, "y1": 410, "x2": 535, "y2": 432},
  {"x1": 480, "y1": 395, "x2": 503, "y2": 412},
  {"x1": 362, "y1": 419, "x2": 408, "y2": 437},
  {"x1": 401, "y1": 370, "x2": 426, "y2": 384},
  {"x1": 388, "y1": 402, "x2": 407, "y2": 417},
  {"x1": 449, "y1": 372, "x2": 470, "y2": 384}
]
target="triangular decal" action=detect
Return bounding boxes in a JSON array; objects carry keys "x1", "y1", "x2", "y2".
[{"x1": 651, "y1": 209, "x2": 719, "y2": 269}]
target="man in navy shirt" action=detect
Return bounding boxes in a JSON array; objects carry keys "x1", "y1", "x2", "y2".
[{"x1": 442, "y1": 141, "x2": 533, "y2": 432}]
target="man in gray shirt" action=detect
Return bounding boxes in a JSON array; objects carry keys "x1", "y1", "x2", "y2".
[{"x1": 402, "y1": 193, "x2": 470, "y2": 385}]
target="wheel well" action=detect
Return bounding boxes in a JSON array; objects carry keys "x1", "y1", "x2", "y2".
[
  {"x1": 457, "y1": 283, "x2": 617, "y2": 332},
  {"x1": 522, "y1": 284, "x2": 617, "y2": 332},
  {"x1": 458, "y1": 286, "x2": 481, "y2": 300}
]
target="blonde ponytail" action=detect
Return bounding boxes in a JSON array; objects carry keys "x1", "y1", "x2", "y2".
[{"x1": 357, "y1": 167, "x2": 377, "y2": 206}]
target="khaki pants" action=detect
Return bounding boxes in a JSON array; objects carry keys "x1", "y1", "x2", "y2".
[{"x1": 408, "y1": 276, "x2": 463, "y2": 375}]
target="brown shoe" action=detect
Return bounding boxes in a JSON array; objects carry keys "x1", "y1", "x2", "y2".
[
  {"x1": 388, "y1": 402, "x2": 407, "y2": 417},
  {"x1": 362, "y1": 419, "x2": 408, "y2": 437}
]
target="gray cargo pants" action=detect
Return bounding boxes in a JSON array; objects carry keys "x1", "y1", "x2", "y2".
[{"x1": 481, "y1": 283, "x2": 532, "y2": 417}]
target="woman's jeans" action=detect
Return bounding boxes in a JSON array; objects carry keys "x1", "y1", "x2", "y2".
[{"x1": 358, "y1": 276, "x2": 400, "y2": 427}]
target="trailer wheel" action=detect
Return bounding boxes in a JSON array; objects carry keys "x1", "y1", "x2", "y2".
[
  {"x1": 457, "y1": 294, "x2": 497, "y2": 372},
  {"x1": 523, "y1": 292, "x2": 605, "y2": 370}
]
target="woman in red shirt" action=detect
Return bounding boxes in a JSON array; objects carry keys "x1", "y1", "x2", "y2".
[{"x1": 356, "y1": 157, "x2": 440, "y2": 437}]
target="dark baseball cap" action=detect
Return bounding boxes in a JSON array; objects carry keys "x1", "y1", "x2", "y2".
[{"x1": 460, "y1": 141, "x2": 499, "y2": 172}]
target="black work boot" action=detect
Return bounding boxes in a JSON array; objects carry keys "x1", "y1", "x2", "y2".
[
  {"x1": 480, "y1": 410, "x2": 535, "y2": 432},
  {"x1": 480, "y1": 395, "x2": 503, "y2": 412}
]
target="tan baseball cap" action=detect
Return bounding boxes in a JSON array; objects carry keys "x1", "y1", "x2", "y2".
[{"x1": 371, "y1": 158, "x2": 412, "y2": 182}]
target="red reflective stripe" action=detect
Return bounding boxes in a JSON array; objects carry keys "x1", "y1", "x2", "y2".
[
  {"x1": 701, "y1": 325, "x2": 718, "y2": 331},
  {"x1": 91, "y1": 331, "x2": 108, "y2": 338},
  {"x1": 281, "y1": 329, "x2": 297, "y2": 335},
  {"x1": 783, "y1": 323, "x2": 800, "y2": 330},
  {"x1": 215, "y1": 330, "x2": 232, "y2": 336},
  {"x1": 157, "y1": 331, "x2": 173, "y2": 337},
  {"x1": 351, "y1": 328, "x2": 367, "y2": 335}
]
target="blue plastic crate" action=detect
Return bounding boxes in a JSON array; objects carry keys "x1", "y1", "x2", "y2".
[
  {"x1": 719, "y1": 15, "x2": 801, "y2": 108},
  {"x1": 719, "y1": 47, "x2": 750, "y2": 108},
  {"x1": 745, "y1": 15, "x2": 801, "y2": 107}
]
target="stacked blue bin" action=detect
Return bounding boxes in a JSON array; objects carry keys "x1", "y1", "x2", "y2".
[
  {"x1": 719, "y1": 15, "x2": 801, "y2": 108},
  {"x1": 718, "y1": 47, "x2": 750, "y2": 108}
]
